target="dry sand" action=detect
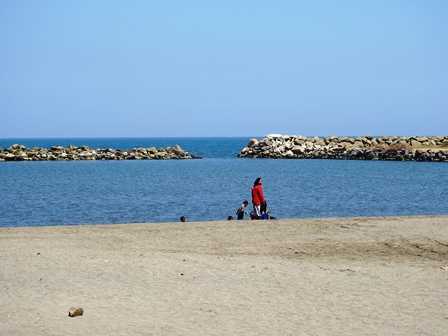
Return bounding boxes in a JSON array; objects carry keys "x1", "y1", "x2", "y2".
[{"x1": 1, "y1": 216, "x2": 448, "y2": 336}]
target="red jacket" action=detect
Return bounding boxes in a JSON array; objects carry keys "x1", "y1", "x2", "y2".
[{"x1": 251, "y1": 183, "x2": 265, "y2": 206}]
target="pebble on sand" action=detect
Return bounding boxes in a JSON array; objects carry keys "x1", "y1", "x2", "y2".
[{"x1": 68, "y1": 307, "x2": 84, "y2": 317}]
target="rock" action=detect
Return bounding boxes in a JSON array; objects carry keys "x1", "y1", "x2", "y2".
[
  {"x1": 292, "y1": 146, "x2": 304, "y2": 154},
  {"x1": 419, "y1": 136, "x2": 429, "y2": 142},
  {"x1": 247, "y1": 138, "x2": 259, "y2": 147},
  {"x1": 240, "y1": 147, "x2": 250, "y2": 154},
  {"x1": 9, "y1": 144, "x2": 26, "y2": 151},
  {"x1": 284, "y1": 150, "x2": 294, "y2": 158},
  {"x1": 147, "y1": 147, "x2": 157, "y2": 154},
  {"x1": 68, "y1": 307, "x2": 84, "y2": 317},
  {"x1": 343, "y1": 137, "x2": 355, "y2": 144}
]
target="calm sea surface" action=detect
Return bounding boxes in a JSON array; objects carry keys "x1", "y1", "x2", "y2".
[{"x1": 1, "y1": 137, "x2": 447, "y2": 227}]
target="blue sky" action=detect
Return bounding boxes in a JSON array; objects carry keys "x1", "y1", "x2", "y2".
[{"x1": 1, "y1": 0, "x2": 447, "y2": 137}]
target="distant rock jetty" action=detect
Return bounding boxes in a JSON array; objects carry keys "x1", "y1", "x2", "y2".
[
  {"x1": 0, "y1": 144, "x2": 197, "y2": 161},
  {"x1": 238, "y1": 135, "x2": 448, "y2": 162}
]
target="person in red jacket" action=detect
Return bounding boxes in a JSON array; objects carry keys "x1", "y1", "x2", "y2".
[{"x1": 251, "y1": 177, "x2": 265, "y2": 219}]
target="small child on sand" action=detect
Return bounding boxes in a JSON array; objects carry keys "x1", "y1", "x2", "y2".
[{"x1": 236, "y1": 200, "x2": 249, "y2": 220}]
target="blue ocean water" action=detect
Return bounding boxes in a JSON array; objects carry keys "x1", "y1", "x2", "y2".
[{"x1": 1, "y1": 138, "x2": 448, "y2": 227}]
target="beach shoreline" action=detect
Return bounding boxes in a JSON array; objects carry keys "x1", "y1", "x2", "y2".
[
  {"x1": 1, "y1": 215, "x2": 448, "y2": 335},
  {"x1": 1, "y1": 213, "x2": 447, "y2": 229}
]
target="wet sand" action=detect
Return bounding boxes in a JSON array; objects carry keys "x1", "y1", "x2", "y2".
[{"x1": 1, "y1": 216, "x2": 448, "y2": 335}]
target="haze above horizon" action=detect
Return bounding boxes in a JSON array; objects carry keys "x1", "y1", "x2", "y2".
[{"x1": 1, "y1": 1, "x2": 447, "y2": 137}]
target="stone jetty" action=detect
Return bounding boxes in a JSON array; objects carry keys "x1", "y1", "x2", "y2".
[
  {"x1": 239, "y1": 135, "x2": 448, "y2": 162},
  {"x1": 0, "y1": 144, "x2": 197, "y2": 161}
]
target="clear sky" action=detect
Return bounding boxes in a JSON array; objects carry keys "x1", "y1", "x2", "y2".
[{"x1": 1, "y1": 0, "x2": 447, "y2": 137}]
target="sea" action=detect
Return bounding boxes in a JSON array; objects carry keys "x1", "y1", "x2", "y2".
[{"x1": 1, "y1": 137, "x2": 448, "y2": 227}]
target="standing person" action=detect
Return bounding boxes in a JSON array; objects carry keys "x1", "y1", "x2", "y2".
[
  {"x1": 251, "y1": 177, "x2": 265, "y2": 219},
  {"x1": 236, "y1": 200, "x2": 249, "y2": 220}
]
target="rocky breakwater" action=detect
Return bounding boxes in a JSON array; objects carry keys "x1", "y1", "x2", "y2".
[
  {"x1": 239, "y1": 135, "x2": 448, "y2": 162},
  {"x1": 0, "y1": 144, "x2": 197, "y2": 161}
]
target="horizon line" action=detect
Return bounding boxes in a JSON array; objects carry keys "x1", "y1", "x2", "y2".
[{"x1": 1, "y1": 134, "x2": 447, "y2": 140}]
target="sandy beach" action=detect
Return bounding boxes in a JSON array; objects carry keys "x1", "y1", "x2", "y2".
[{"x1": 1, "y1": 216, "x2": 448, "y2": 336}]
